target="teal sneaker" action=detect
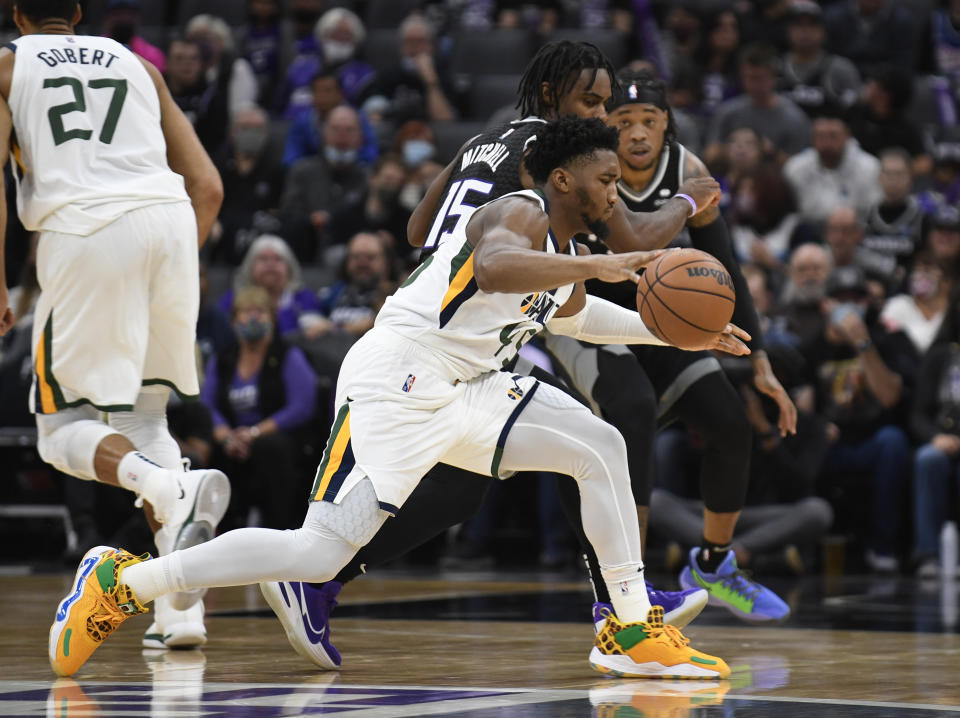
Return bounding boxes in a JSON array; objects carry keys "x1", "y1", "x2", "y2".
[{"x1": 679, "y1": 548, "x2": 790, "y2": 622}]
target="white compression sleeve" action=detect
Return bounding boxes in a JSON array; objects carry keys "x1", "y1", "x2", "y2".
[{"x1": 546, "y1": 295, "x2": 668, "y2": 346}]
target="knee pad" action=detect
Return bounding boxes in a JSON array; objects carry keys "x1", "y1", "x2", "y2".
[
  {"x1": 303, "y1": 478, "x2": 389, "y2": 549},
  {"x1": 107, "y1": 386, "x2": 181, "y2": 470},
  {"x1": 36, "y1": 408, "x2": 117, "y2": 481}
]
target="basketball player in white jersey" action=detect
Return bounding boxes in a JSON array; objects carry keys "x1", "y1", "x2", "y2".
[
  {"x1": 49, "y1": 117, "x2": 749, "y2": 680},
  {"x1": 0, "y1": 1, "x2": 229, "y2": 652}
]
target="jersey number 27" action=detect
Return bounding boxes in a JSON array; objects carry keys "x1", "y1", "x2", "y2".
[{"x1": 43, "y1": 76, "x2": 127, "y2": 145}]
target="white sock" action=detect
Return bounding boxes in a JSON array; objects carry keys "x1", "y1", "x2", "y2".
[
  {"x1": 121, "y1": 553, "x2": 186, "y2": 605},
  {"x1": 602, "y1": 562, "x2": 651, "y2": 624},
  {"x1": 117, "y1": 451, "x2": 173, "y2": 511}
]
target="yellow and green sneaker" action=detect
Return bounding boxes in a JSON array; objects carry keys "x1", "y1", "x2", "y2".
[
  {"x1": 589, "y1": 606, "x2": 730, "y2": 680},
  {"x1": 49, "y1": 546, "x2": 150, "y2": 677}
]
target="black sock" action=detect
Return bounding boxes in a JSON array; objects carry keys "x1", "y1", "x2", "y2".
[{"x1": 698, "y1": 537, "x2": 732, "y2": 573}]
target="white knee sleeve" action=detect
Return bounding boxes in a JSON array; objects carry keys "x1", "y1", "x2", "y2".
[
  {"x1": 107, "y1": 386, "x2": 182, "y2": 470},
  {"x1": 36, "y1": 406, "x2": 118, "y2": 481}
]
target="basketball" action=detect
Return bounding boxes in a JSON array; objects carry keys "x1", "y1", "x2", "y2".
[{"x1": 636, "y1": 248, "x2": 736, "y2": 349}]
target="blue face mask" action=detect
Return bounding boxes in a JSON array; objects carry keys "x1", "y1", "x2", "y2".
[
  {"x1": 403, "y1": 139, "x2": 435, "y2": 167},
  {"x1": 236, "y1": 317, "x2": 271, "y2": 343},
  {"x1": 324, "y1": 145, "x2": 358, "y2": 167},
  {"x1": 829, "y1": 302, "x2": 866, "y2": 327}
]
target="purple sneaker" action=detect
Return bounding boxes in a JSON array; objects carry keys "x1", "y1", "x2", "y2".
[
  {"x1": 646, "y1": 581, "x2": 708, "y2": 628},
  {"x1": 592, "y1": 583, "x2": 707, "y2": 633},
  {"x1": 259, "y1": 581, "x2": 342, "y2": 669}
]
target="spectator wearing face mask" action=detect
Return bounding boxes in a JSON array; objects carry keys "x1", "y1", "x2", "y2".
[
  {"x1": 278, "y1": 7, "x2": 375, "y2": 119},
  {"x1": 102, "y1": 0, "x2": 165, "y2": 73},
  {"x1": 880, "y1": 252, "x2": 953, "y2": 355},
  {"x1": 202, "y1": 286, "x2": 318, "y2": 531},
  {"x1": 282, "y1": 70, "x2": 378, "y2": 168},
  {"x1": 212, "y1": 108, "x2": 285, "y2": 265},
  {"x1": 280, "y1": 105, "x2": 369, "y2": 262}
]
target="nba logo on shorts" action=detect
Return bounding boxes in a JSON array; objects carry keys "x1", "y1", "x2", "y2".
[
  {"x1": 620, "y1": 581, "x2": 630, "y2": 595},
  {"x1": 402, "y1": 374, "x2": 416, "y2": 393}
]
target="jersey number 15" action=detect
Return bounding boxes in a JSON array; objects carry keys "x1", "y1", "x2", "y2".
[
  {"x1": 423, "y1": 178, "x2": 494, "y2": 251},
  {"x1": 43, "y1": 76, "x2": 127, "y2": 145}
]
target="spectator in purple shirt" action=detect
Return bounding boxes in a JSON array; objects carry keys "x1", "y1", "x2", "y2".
[
  {"x1": 203, "y1": 286, "x2": 318, "y2": 530},
  {"x1": 218, "y1": 234, "x2": 325, "y2": 337}
]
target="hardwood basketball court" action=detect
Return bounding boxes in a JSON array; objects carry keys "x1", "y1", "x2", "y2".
[{"x1": 2, "y1": 567, "x2": 959, "y2": 716}]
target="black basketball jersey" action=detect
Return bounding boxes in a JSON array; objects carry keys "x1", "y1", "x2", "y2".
[
  {"x1": 421, "y1": 116, "x2": 546, "y2": 252},
  {"x1": 583, "y1": 140, "x2": 688, "y2": 309}
]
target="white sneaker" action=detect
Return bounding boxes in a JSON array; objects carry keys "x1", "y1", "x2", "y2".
[
  {"x1": 156, "y1": 469, "x2": 231, "y2": 610},
  {"x1": 142, "y1": 594, "x2": 206, "y2": 649}
]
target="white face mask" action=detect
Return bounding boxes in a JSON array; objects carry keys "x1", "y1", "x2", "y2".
[{"x1": 322, "y1": 40, "x2": 354, "y2": 64}]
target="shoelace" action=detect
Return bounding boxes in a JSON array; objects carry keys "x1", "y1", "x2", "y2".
[
  {"x1": 88, "y1": 593, "x2": 128, "y2": 642},
  {"x1": 720, "y1": 568, "x2": 762, "y2": 602},
  {"x1": 653, "y1": 623, "x2": 691, "y2": 649}
]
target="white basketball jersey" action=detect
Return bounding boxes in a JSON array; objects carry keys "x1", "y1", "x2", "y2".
[
  {"x1": 376, "y1": 189, "x2": 577, "y2": 381},
  {"x1": 7, "y1": 35, "x2": 188, "y2": 235}
]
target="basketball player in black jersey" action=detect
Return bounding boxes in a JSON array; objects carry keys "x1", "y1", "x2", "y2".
[
  {"x1": 544, "y1": 69, "x2": 797, "y2": 623},
  {"x1": 259, "y1": 42, "x2": 728, "y2": 671}
]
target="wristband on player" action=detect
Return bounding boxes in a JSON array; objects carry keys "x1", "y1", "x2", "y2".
[{"x1": 673, "y1": 193, "x2": 698, "y2": 217}]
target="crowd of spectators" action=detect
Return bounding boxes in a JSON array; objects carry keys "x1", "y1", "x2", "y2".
[{"x1": 3, "y1": 0, "x2": 960, "y2": 575}]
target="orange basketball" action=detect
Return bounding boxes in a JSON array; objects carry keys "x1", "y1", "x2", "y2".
[{"x1": 636, "y1": 248, "x2": 736, "y2": 349}]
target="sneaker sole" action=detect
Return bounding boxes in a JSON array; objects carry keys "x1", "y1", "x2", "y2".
[
  {"x1": 260, "y1": 582, "x2": 341, "y2": 671},
  {"x1": 680, "y1": 568, "x2": 789, "y2": 623},
  {"x1": 168, "y1": 471, "x2": 231, "y2": 611},
  {"x1": 142, "y1": 622, "x2": 206, "y2": 650},
  {"x1": 49, "y1": 545, "x2": 115, "y2": 676},
  {"x1": 662, "y1": 590, "x2": 708, "y2": 629},
  {"x1": 588, "y1": 646, "x2": 728, "y2": 680}
]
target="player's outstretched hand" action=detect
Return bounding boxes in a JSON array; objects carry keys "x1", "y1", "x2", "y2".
[
  {"x1": 704, "y1": 323, "x2": 751, "y2": 356},
  {"x1": 593, "y1": 249, "x2": 666, "y2": 284},
  {"x1": 677, "y1": 176, "x2": 721, "y2": 214},
  {"x1": 752, "y1": 353, "x2": 798, "y2": 436}
]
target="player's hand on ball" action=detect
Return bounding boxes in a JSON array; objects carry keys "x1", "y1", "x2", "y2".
[
  {"x1": 594, "y1": 249, "x2": 666, "y2": 284},
  {"x1": 704, "y1": 323, "x2": 751, "y2": 356},
  {"x1": 677, "y1": 176, "x2": 722, "y2": 214}
]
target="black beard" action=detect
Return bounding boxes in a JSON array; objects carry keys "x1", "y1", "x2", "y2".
[{"x1": 583, "y1": 215, "x2": 611, "y2": 241}]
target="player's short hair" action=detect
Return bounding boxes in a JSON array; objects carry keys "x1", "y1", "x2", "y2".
[
  {"x1": 609, "y1": 69, "x2": 677, "y2": 144},
  {"x1": 517, "y1": 40, "x2": 618, "y2": 118},
  {"x1": 14, "y1": 0, "x2": 78, "y2": 23},
  {"x1": 525, "y1": 116, "x2": 619, "y2": 185}
]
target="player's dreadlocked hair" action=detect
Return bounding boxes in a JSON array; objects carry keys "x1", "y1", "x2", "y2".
[
  {"x1": 15, "y1": 0, "x2": 78, "y2": 23},
  {"x1": 516, "y1": 41, "x2": 619, "y2": 118},
  {"x1": 610, "y1": 69, "x2": 678, "y2": 145},
  {"x1": 525, "y1": 116, "x2": 619, "y2": 185}
]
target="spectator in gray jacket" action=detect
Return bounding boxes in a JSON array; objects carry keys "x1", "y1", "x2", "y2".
[{"x1": 783, "y1": 109, "x2": 881, "y2": 226}]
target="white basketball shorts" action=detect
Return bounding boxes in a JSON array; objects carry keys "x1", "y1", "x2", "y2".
[{"x1": 30, "y1": 200, "x2": 199, "y2": 414}]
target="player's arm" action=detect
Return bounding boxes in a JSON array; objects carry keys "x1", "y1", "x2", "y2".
[
  {"x1": 603, "y1": 175, "x2": 722, "y2": 253},
  {"x1": 548, "y1": 262, "x2": 750, "y2": 355},
  {"x1": 0, "y1": 89, "x2": 12, "y2": 336},
  {"x1": 471, "y1": 198, "x2": 665, "y2": 294},
  {"x1": 683, "y1": 151, "x2": 797, "y2": 435},
  {"x1": 139, "y1": 58, "x2": 223, "y2": 248},
  {"x1": 407, "y1": 137, "x2": 473, "y2": 247}
]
